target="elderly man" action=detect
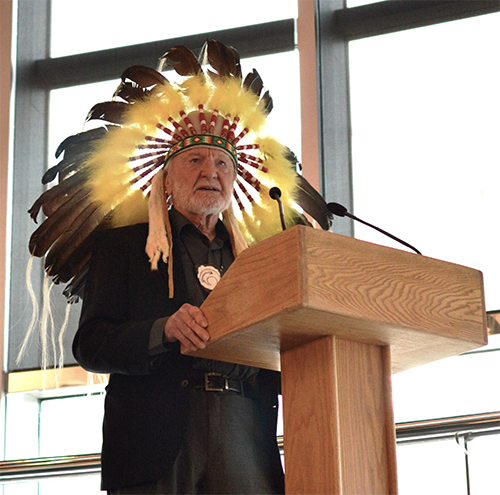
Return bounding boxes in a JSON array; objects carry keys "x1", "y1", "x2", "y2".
[
  {"x1": 26, "y1": 40, "x2": 323, "y2": 495},
  {"x1": 73, "y1": 142, "x2": 285, "y2": 494}
]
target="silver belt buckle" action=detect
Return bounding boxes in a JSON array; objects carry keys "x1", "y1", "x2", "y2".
[{"x1": 204, "y1": 372, "x2": 227, "y2": 392}]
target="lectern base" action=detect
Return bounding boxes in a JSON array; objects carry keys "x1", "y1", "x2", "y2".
[{"x1": 281, "y1": 335, "x2": 399, "y2": 494}]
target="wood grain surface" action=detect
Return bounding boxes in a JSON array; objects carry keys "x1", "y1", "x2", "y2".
[
  {"x1": 186, "y1": 226, "x2": 487, "y2": 373},
  {"x1": 281, "y1": 336, "x2": 398, "y2": 494}
]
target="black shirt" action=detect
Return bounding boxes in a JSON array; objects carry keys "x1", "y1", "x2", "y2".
[{"x1": 151, "y1": 207, "x2": 258, "y2": 381}]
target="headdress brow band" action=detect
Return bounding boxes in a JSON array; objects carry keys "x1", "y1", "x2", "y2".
[{"x1": 165, "y1": 135, "x2": 239, "y2": 168}]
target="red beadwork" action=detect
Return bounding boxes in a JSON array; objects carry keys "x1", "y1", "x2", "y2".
[
  {"x1": 233, "y1": 127, "x2": 249, "y2": 145},
  {"x1": 239, "y1": 152, "x2": 263, "y2": 164},
  {"x1": 237, "y1": 166, "x2": 261, "y2": 191},
  {"x1": 180, "y1": 110, "x2": 196, "y2": 135},
  {"x1": 130, "y1": 156, "x2": 165, "y2": 171},
  {"x1": 199, "y1": 105, "x2": 207, "y2": 134},
  {"x1": 238, "y1": 155, "x2": 268, "y2": 173},
  {"x1": 233, "y1": 189, "x2": 244, "y2": 210},
  {"x1": 235, "y1": 176, "x2": 255, "y2": 203},
  {"x1": 226, "y1": 116, "x2": 240, "y2": 142},
  {"x1": 129, "y1": 150, "x2": 168, "y2": 161},
  {"x1": 236, "y1": 144, "x2": 260, "y2": 151},
  {"x1": 145, "y1": 136, "x2": 170, "y2": 143},
  {"x1": 136, "y1": 143, "x2": 170, "y2": 150},
  {"x1": 156, "y1": 123, "x2": 182, "y2": 141},
  {"x1": 168, "y1": 117, "x2": 188, "y2": 138},
  {"x1": 208, "y1": 110, "x2": 219, "y2": 133},
  {"x1": 220, "y1": 114, "x2": 231, "y2": 138},
  {"x1": 130, "y1": 163, "x2": 161, "y2": 185}
]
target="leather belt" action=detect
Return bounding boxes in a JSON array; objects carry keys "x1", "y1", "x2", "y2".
[{"x1": 191, "y1": 372, "x2": 255, "y2": 398}]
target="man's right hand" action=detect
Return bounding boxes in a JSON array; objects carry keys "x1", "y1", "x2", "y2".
[{"x1": 163, "y1": 303, "x2": 210, "y2": 351}]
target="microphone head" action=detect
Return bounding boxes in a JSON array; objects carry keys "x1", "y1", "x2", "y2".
[
  {"x1": 269, "y1": 187, "x2": 282, "y2": 200},
  {"x1": 327, "y1": 202, "x2": 348, "y2": 217}
]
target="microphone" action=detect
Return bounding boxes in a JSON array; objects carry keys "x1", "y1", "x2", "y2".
[
  {"x1": 269, "y1": 187, "x2": 286, "y2": 231},
  {"x1": 327, "y1": 202, "x2": 422, "y2": 255}
]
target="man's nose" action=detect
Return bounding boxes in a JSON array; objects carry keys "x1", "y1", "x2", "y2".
[{"x1": 200, "y1": 157, "x2": 218, "y2": 177}]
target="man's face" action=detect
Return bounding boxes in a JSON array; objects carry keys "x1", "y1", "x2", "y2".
[{"x1": 165, "y1": 146, "x2": 236, "y2": 218}]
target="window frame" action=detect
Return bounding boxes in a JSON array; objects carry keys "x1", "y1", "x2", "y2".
[{"x1": 3, "y1": 0, "x2": 500, "y2": 486}]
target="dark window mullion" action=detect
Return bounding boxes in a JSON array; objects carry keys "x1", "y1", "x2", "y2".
[
  {"x1": 9, "y1": 0, "x2": 52, "y2": 370},
  {"x1": 316, "y1": 0, "x2": 354, "y2": 237},
  {"x1": 334, "y1": 0, "x2": 500, "y2": 41},
  {"x1": 33, "y1": 19, "x2": 296, "y2": 90}
]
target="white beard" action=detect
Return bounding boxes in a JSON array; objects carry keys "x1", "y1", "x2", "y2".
[{"x1": 172, "y1": 186, "x2": 232, "y2": 217}]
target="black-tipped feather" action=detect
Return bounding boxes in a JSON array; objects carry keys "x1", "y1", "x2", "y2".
[
  {"x1": 53, "y1": 222, "x2": 106, "y2": 286},
  {"x1": 296, "y1": 175, "x2": 332, "y2": 230},
  {"x1": 43, "y1": 149, "x2": 96, "y2": 185},
  {"x1": 114, "y1": 82, "x2": 149, "y2": 102},
  {"x1": 29, "y1": 186, "x2": 94, "y2": 257},
  {"x1": 44, "y1": 202, "x2": 107, "y2": 276},
  {"x1": 121, "y1": 65, "x2": 169, "y2": 88},
  {"x1": 28, "y1": 172, "x2": 86, "y2": 222},
  {"x1": 62, "y1": 258, "x2": 91, "y2": 302},
  {"x1": 85, "y1": 101, "x2": 129, "y2": 125},
  {"x1": 260, "y1": 90, "x2": 273, "y2": 115},
  {"x1": 55, "y1": 127, "x2": 108, "y2": 160},
  {"x1": 159, "y1": 45, "x2": 202, "y2": 76},
  {"x1": 204, "y1": 39, "x2": 242, "y2": 79},
  {"x1": 243, "y1": 69, "x2": 264, "y2": 97}
]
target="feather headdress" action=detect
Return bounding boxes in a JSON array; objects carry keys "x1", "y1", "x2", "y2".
[{"x1": 28, "y1": 39, "x2": 332, "y2": 302}]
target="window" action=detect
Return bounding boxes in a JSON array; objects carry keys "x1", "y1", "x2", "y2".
[{"x1": 3, "y1": 1, "x2": 500, "y2": 493}]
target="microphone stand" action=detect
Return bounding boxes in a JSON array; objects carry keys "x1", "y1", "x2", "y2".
[
  {"x1": 270, "y1": 187, "x2": 287, "y2": 232},
  {"x1": 328, "y1": 202, "x2": 422, "y2": 255}
]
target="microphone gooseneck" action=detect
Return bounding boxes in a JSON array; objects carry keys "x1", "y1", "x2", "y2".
[
  {"x1": 327, "y1": 202, "x2": 422, "y2": 255},
  {"x1": 269, "y1": 187, "x2": 286, "y2": 231}
]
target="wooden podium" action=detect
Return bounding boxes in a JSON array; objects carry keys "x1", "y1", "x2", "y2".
[{"x1": 185, "y1": 225, "x2": 487, "y2": 494}]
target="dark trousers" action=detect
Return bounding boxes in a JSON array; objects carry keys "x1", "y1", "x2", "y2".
[{"x1": 108, "y1": 389, "x2": 284, "y2": 494}]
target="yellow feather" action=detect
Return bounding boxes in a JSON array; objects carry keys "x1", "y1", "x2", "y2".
[
  {"x1": 181, "y1": 75, "x2": 212, "y2": 108},
  {"x1": 127, "y1": 84, "x2": 184, "y2": 129},
  {"x1": 239, "y1": 201, "x2": 282, "y2": 244},
  {"x1": 238, "y1": 208, "x2": 257, "y2": 245},
  {"x1": 111, "y1": 190, "x2": 149, "y2": 227},
  {"x1": 207, "y1": 79, "x2": 240, "y2": 113}
]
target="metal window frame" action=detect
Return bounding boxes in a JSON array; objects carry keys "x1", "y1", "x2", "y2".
[{"x1": 1, "y1": 412, "x2": 498, "y2": 482}]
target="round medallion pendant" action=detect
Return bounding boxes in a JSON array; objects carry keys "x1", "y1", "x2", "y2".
[{"x1": 197, "y1": 265, "x2": 222, "y2": 291}]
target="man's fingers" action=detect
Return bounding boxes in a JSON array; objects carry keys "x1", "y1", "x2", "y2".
[
  {"x1": 176, "y1": 330, "x2": 205, "y2": 352},
  {"x1": 185, "y1": 305, "x2": 208, "y2": 328},
  {"x1": 164, "y1": 304, "x2": 210, "y2": 349},
  {"x1": 177, "y1": 321, "x2": 208, "y2": 350},
  {"x1": 179, "y1": 305, "x2": 209, "y2": 342}
]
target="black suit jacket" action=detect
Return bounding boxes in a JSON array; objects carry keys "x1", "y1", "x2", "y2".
[{"x1": 73, "y1": 223, "x2": 281, "y2": 490}]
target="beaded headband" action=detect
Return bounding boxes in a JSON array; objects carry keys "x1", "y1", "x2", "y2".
[{"x1": 165, "y1": 134, "x2": 238, "y2": 168}]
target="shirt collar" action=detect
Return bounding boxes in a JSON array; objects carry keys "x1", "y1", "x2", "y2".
[{"x1": 169, "y1": 207, "x2": 230, "y2": 242}]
